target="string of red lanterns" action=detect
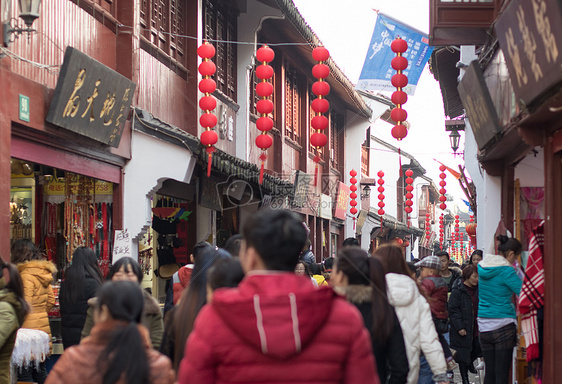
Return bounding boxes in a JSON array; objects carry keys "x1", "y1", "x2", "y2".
[
  {"x1": 438, "y1": 165, "x2": 447, "y2": 210},
  {"x1": 311, "y1": 46, "x2": 331, "y2": 186},
  {"x1": 439, "y1": 213, "x2": 444, "y2": 250},
  {"x1": 460, "y1": 232, "x2": 465, "y2": 261},
  {"x1": 454, "y1": 214, "x2": 460, "y2": 257},
  {"x1": 198, "y1": 41, "x2": 218, "y2": 177},
  {"x1": 466, "y1": 215, "x2": 477, "y2": 249},
  {"x1": 376, "y1": 170, "x2": 385, "y2": 216},
  {"x1": 390, "y1": 38, "x2": 409, "y2": 141},
  {"x1": 349, "y1": 170, "x2": 358, "y2": 229},
  {"x1": 254, "y1": 45, "x2": 275, "y2": 184},
  {"x1": 404, "y1": 169, "x2": 414, "y2": 227}
]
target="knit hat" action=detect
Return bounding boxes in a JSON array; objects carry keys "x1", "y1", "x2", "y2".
[{"x1": 415, "y1": 255, "x2": 441, "y2": 270}]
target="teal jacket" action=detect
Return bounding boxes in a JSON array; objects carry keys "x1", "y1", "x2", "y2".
[{"x1": 478, "y1": 254, "x2": 522, "y2": 319}]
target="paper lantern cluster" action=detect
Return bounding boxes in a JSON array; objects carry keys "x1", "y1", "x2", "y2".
[
  {"x1": 376, "y1": 170, "x2": 385, "y2": 216},
  {"x1": 466, "y1": 215, "x2": 477, "y2": 248},
  {"x1": 390, "y1": 38, "x2": 409, "y2": 141},
  {"x1": 425, "y1": 213, "x2": 431, "y2": 242},
  {"x1": 404, "y1": 169, "x2": 414, "y2": 226},
  {"x1": 198, "y1": 42, "x2": 218, "y2": 177},
  {"x1": 453, "y1": 214, "x2": 460, "y2": 255},
  {"x1": 254, "y1": 45, "x2": 275, "y2": 184},
  {"x1": 460, "y1": 232, "x2": 465, "y2": 260},
  {"x1": 311, "y1": 46, "x2": 331, "y2": 185},
  {"x1": 438, "y1": 165, "x2": 447, "y2": 210},
  {"x1": 349, "y1": 170, "x2": 358, "y2": 229},
  {"x1": 438, "y1": 213, "x2": 444, "y2": 250}
]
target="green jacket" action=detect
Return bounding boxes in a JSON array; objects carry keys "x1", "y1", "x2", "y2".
[
  {"x1": 0, "y1": 290, "x2": 26, "y2": 384},
  {"x1": 81, "y1": 289, "x2": 163, "y2": 349}
]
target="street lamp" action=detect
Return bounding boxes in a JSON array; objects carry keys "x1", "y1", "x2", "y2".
[
  {"x1": 361, "y1": 185, "x2": 371, "y2": 199},
  {"x1": 445, "y1": 119, "x2": 465, "y2": 156},
  {"x1": 3, "y1": 0, "x2": 42, "y2": 44}
]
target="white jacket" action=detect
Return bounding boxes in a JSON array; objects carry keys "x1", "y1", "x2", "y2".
[{"x1": 386, "y1": 273, "x2": 447, "y2": 384}]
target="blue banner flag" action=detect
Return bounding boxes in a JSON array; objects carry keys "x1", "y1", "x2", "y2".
[{"x1": 357, "y1": 13, "x2": 433, "y2": 95}]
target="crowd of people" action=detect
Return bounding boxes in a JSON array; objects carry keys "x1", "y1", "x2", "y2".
[{"x1": 0, "y1": 208, "x2": 524, "y2": 384}]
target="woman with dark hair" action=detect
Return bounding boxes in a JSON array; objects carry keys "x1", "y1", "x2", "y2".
[
  {"x1": 295, "y1": 261, "x2": 318, "y2": 287},
  {"x1": 60, "y1": 247, "x2": 104, "y2": 349},
  {"x1": 206, "y1": 257, "x2": 244, "y2": 303},
  {"x1": 470, "y1": 250, "x2": 483, "y2": 267},
  {"x1": 478, "y1": 235, "x2": 523, "y2": 384},
  {"x1": 169, "y1": 248, "x2": 231, "y2": 370},
  {"x1": 46, "y1": 281, "x2": 174, "y2": 384},
  {"x1": 449, "y1": 265, "x2": 481, "y2": 384},
  {"x1": 373, "y1": 244, "x2": 448, "y2": 384},
  {"x1": 331, "y1": 247, "x2": 408, "y2": 384},
  {"x1": 0, "y1": 258, "x2": 29, "y2": 384},
  {"x1": 81, "y1": 257, "x2": 163, "y2": 349},
  {"x1": 11, "y1": 239, "x2": 56, "y2": 384}
]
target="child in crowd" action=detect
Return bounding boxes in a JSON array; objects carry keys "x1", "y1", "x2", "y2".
[
  {"x1": 416, "y1": 256, "x2": 456, "y2": 371},
  {"x1": 206, "y1": 257, "x2": 245, "y2": 303}
]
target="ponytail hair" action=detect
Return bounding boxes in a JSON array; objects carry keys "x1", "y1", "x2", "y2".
[
  {"x1": 496, "y1": 234, "x2": 522, "y2": 257},
  {"x1": 1, "y1": 259, "x2": 29, "y2": 318},
  {"x1": 95, "y1": 281, "x2": 149, "y2": 384},
  {"x1": 336, "y1": 247, "x2": 394, "y2": 343}
]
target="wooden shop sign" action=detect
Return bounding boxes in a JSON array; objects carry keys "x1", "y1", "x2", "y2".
[
  {"x1": 46, "y1": 47, "x2": 137, "y2": 147},
  {"x1": 457, "y1": 61, "x2": 501, "y2": 150},
  {"x1": 495, "y1": 0, "x2": 562, "y2": 107}
]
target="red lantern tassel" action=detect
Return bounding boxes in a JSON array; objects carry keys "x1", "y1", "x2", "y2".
[
  {"x1": 353, "y1": 217, "x2": 356, "y2": 231},
  {"x1": 313, "y1": 155, "x2": 321, "y2": 186},
  {"x1": 259, "y1": 152, "x2": 267, "y2": 184},
  {"x1": 206, "y1": 147, "x2": 215, "y2": 177}
]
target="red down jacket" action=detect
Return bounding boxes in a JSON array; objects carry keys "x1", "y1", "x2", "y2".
[{"x1": 178, "y1": 272, "x2": 379, "y2": 384}]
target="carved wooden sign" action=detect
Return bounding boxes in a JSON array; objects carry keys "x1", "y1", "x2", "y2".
[
  {"x1": 46, "y1": 47, "x2": 136, "y2": 147},
  {"x1": 457, "y1": 61, "x2": 501, "y2": 150},
  {"x1": 495, "y1": 0, "x2": 562, "y2": 107}
]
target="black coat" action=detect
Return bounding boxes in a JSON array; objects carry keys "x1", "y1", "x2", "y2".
[
  {"x1": 338, "y1": 285, "x2": 408, "y2": 384},
  {"x1": 448, "y1": 278, "x2": 478, "y2": 364},
  {"x1": 60, "y1": 274, "x2": 101, "y2": 349}
]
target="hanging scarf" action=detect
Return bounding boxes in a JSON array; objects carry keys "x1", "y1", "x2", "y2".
[{"x1": 519, "y1": 220, "x2": 545, "y2": 362}]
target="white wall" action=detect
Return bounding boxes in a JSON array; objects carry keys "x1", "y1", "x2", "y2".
[
  {"x1": 515, "y1": 148, "x2": 544, "y2": 187},
  {"x1": 123, "y1": 131, "x2": 196, "y2": 256},
  {"x1": 464, "y1": 123, "x2": 501, "y2": 255}
]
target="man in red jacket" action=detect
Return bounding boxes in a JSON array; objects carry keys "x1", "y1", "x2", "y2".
[{"x1": 178, "y1": 209, "x2": 379, "y2": 384}]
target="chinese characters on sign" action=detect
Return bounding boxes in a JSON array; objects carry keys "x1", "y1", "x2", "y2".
[
  {"x1": 495, "y1": 0, "x2": 562, "y2": 106},
  {"x1": 46, "y1": 47, "x2": 137, "y2": 148},
  {"x1": 113, "y1": 229, "x2": 132, "y2": 262},
  {"x1": 357, "y1": 13, "x2": 433, "y2": 95},
  {"x1": 458, "y1": 61, "x2": 501, "y2": 150},
  {"x1": 334, "y1": 182, "x2": 350, "y2": 220}
]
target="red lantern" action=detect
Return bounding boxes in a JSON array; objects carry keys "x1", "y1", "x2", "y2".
[
  {"x1": 350, "y1": 169, "x2": 358, "y2": 229},
  {"x1": 311, "y1": 46, "x2": 331, "y2": 187},
  {"x1": 254, "y1": 45, "x2": 275, "y2": 184},
  {"x1": 389, "y1": 37, "x2": 409, "y2": 141},
  {"x1": 377, "y1": 170, "x2": 385, "y2": 216},
  {"x1": 438, "y1": 213, "x2": 445, "y2": 250},
  {"x1": 404, "y1": 169, "x2": 414, "y2": 227},
  {"x1": 198, "y1": 41, "x2": 217, "y2": 177},
  {"x1": 439, "y1": 166, "x2": 447, "y2": 211}
]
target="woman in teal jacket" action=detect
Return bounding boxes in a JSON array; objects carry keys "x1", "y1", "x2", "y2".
[{"x1": 477, "y1": 235, "x2": 523, "y2": 384}]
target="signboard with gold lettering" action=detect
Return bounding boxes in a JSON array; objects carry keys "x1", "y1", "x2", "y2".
[
  {"x1": 495, "y1": 0, "x2": 562, "y2": 107},
  {"x1": 334, "y1": 182, "x2": 350, "y2": 221},
  {"x1": 46, "y1": 47, "x2": 136, "y2": 147},
  {"x1": 457, "y1": 61, "x2": 501, "y2": 150}
]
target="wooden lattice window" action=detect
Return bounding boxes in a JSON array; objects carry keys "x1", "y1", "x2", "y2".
[
  {"x1": 285, "y1": 64, "x2": 301, "y2": 142},
  {"x1": 330, "y1": 111, "x2": 343, "y2": 168},
  {"x1": 204, "y1": 0, "x2": 238, "y2": 101},
  {"x1": 140, "y1": 0, "x2": 187, "y2": 67}
]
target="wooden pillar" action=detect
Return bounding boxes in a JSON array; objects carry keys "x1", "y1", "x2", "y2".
[
  {"x1": 501, "y1": 164, "x2": 514, "y2": 234},
  {"x1": 542, "y1": 137, "x2": 562, "y2": 382},
  {"x1": 0, "y1": 63, "x2": 13, "y2": 262}
]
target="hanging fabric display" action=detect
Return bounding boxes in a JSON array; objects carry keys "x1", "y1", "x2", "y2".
[
  {"x1": 198, "y1": 41, "x2": 218, "y2": 177},
  {"x1": 404, "y1": 169, "x2": 414, "y2": 227},
  {"x1": 310, "y1": 46, "x2": 330, "y2": 186},
  {"x1": 377, "y1": 170, "x2": 385, "y2": 216},
  {"x1": 254, "y1": 45, "x2": 275, "y2": 184},
  {"x1": 390, "y1": 38, "x2": 409, "y2": 141},
  {"x1": 349, "y1": 169, "x2": 358, "y2": 229}
]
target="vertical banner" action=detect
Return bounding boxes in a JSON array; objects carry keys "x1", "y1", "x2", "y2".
[{"x1": 357, "y1": 13, "x2": 433, "y2": 95}]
